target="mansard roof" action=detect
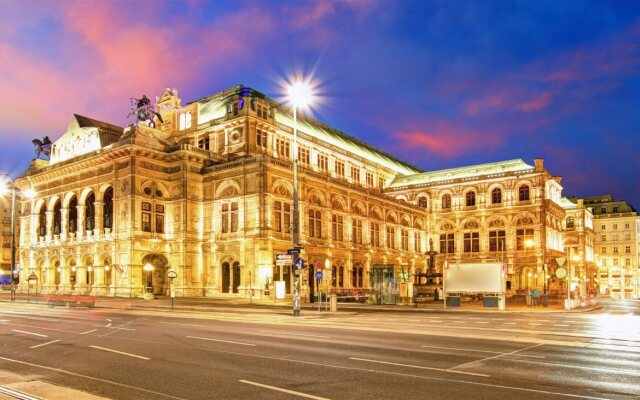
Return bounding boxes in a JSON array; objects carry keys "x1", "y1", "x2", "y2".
[
  {"x1": 387, "y1": 158, "x2": 535, "y2": 188},
  {"x1": 193, "y1": 84, "x2": 423, "y2": 176},
  {"x1": 48, "y1": 114, "x2": 122, "y2": 165}
]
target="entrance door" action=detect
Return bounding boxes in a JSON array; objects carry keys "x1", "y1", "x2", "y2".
[
  {"x1": 222, "y1": 262, "x2": 230, "y2": 293},
  {"x1": 309, "y1": 266, "x2": 315, "y2": 303},
  {"x1": 370, "y1": 265, "x2": 396, "y2": 305},
  {"x1": 232, "y1": 262, "x2": 240, "y2": 294}
]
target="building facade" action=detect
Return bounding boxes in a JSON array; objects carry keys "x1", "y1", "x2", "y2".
[
  {"x1": 0, "y1": 197, "x2": 12, "y2": 285},
  {"x1": 580, "y1": 195, "x2": 640, "y2": 299},
  {"x1": 12, "y1": 84, "x2": 592, "y2": 302}
]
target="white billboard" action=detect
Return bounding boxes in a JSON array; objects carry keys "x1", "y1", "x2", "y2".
[{"x1": 444, "y1": 262, "x2": 504, "y2": 293}]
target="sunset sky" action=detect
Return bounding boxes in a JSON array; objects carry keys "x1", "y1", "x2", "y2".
[{"x1": 1, "y1": 1, "x2": 639, "y2": 206}]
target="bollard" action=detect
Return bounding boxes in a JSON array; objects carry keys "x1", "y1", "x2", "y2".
[{"x1": 330, "y1": 293, "x2": 337, "y2": 312}]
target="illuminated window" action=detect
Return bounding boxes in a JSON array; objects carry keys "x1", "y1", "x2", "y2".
[
  {"x1": 352, "y1": 219, "x2": 363, "y2": 244},
  {"x1": 371, "y1": 223, "x2": 380, "y2": 247},
  {"x1": 197, "y1": 136, "x2": 210, "y2": 150},
  {"x1": 256, "y1": 129, "x2": 268, "y2": 149},
  {"x1": 386, "y1": 226, "x2": 395, "y2": 249},
  {"x1": 276, "y1": 138, "x2": 290, "y2": 159},
  {"x1": 308, "y1": 209, "x2": 322, "y2": 238},
  {"x1": 179, "y1": 112, "x2": 192, "y2": 130},
  {"x1": 442, "y1": 194, "x2": 451, "y2": 210},
  {"x1": 519, "y1": 185, "x2": 530, "y2": 201},
  {"x1": 566, "y1": 217, "x2": 574, "y2": 229},
  {"x1": 318, "y1": 154, "x2": 328, "y2": 171},
  {"x1": 332, "y1": 214, "x2": 344, "y2": 241},
  {"x1": 626, "y1": 258, "x2": 631, "y2": 266},
  {"x1": 273, "y1": 201, "x2": 291, "y2": 233},
  {"x1": 418, "y1": 196, "x2": 428, "y2": 208},
  {"x1": 601, "y1": 246, "x2": 606, "y2": 254},
  {"x1": 155, "y1": 204, "x2": 164, "y2": 234},
  {"x1": 366, "y1": 172, "x2": 374, "y2": 187},
  {"x1": 415, "y1": 231, "x2": 421, "y2": 253},
  {"x1": 613, "y1": 258, "x2": 619, "y2": 266},
  {"x1": 350, "y1": 166, "x2": 360, "y2": 183},
  {"x1": 491, "y1": 188, "x2": 502, "y2": 204},
  {"x1": 401, "y1": 229, "x2": 409, "y2": 251},
  {"x1": 516, "y1": 229, "x2": 534, "y2": 250},
  {"x1": 440, "y1": 233, "x2": 454, "y2": 254},
  {"x1": 465, "y1": 191, "x2": 476, "y2": 207},
  {"x1": 489, "y1": 230, "x2": 506, "y2": 252},
  {"x1": 142, "y1": 202, "x2": 152, "y2": 232},
  {"x1": 335, "y1": 160, "x2": 345, "y2": 177},
  {"x1": 464, "y1": 232, "x2": 479, "y2": 253},
  {"x1": 378, "y1": 175, "x2": 385, "y2": 190},
  {"x1": 298, "y1": 147, "x2": 310, "y2": 165}
]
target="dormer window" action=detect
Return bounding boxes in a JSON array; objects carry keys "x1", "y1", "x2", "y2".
[
  {"x1": 179, "y1": 112, "x2": 192, "y2": 130},
  {"x1": 257, "y1": 104, "x2": 269, "y2": 119}
]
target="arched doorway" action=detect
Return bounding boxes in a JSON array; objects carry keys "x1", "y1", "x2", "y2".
[
  {"x1": 141, "y1": 254, "x2": 169, "y2": 295},
  {"x1": 520, "y1": 266, "x2": 536, "y2": 290},
  {"x1": 221, "y1": 261, "x2": 241, "y2": 294},
  {"x1": 233, "y1": 262, "x2": 240, "y2": 294}
]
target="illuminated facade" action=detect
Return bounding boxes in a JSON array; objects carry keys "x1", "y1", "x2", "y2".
[
  {"x1": 12, "y1": 84, "x2": 598, "y2": 301},
  {"x1": 0, "y1": 198, "x2": 12, "y2": 285},
  {"x1": 581, "y1": 196, "x2": 640, "y2": 299},
  {"x1": 384, "y1": 158, "x2": 567, "y2": 294},
  {"x1": 560, "y1": 198, "x2": 597, "y2": 298}
]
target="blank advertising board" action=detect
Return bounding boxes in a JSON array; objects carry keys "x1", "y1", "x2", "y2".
[{"x1": 444, "y1": 262, "x2": 503, "y2": 293}]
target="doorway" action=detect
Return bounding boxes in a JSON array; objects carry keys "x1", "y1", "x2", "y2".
[
  {"x1": 141, "y1": 253, "x2": 169, "y2": 295},
  {"x1": 370, "y1": 264, "x2": 396, "y2": 305}
]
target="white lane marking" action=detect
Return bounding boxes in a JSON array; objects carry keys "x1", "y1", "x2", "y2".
[
  {"x1": 107, "y1": 319, "x2": 112, "y2": 322},
  {"x1": 503, "y1": 322, "x2": 517, "y2": 325},
  {"x1": 0, "y1": 356, "x2": 184, "y2": 399},
  {"x1": 186, "y1": 336, "x2": 256, "y2": 347},
  {"x1": 555, "y1": 324, "x2": 570, "y2": 327},
  {"x1": 106, "y1": 322, "x2": 113, "y2": 327},
  {"x1": 80, "y1": 329, "x2": 98, "y2": 335},
  {"x1": 500, "y1": 356, "x2": 640, "y2": 377},
  {"x1": 29, "y1": 339, "x2": 60, "y2": 349},
  {"x1": 450, "y1": 344, "x2": 543, "y2": 370},
  {"x1": 239, "y1": 380, "x2": 331, "y2": 400},
  {"x1": 89, "y1": 345, "x2": 150, "y2": 360},
  {"x1": 11, "y1": 329, "x2": 48, "y2": 338},
  {"x1": 259, "y1": 330, "x2": 330, "y2": 339},
  {"x1": 350, "y1": 357, "x2": 490, "y2": 378},
  {"x1": 0, "y1": 385, "x2": 41, "y2": 400},
  {"x1": 476, "y1": 322, "x2": 490, "y2": 324},
  {"x1": 420, "y1": 345, "x2": 544, "y2": 358},
  {"x1": 159, "y1": 321, "x2": 203, "y2": 327},
  {"x1": 93, "y1": 325, "x2": 134, "y2": 331},
  {"x1": 0, "y1": 320, "x2": 9, "y2": 322}
]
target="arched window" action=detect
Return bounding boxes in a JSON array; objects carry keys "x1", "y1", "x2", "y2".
[
  {"x1": 53, "y1": 200, "x2": 62, "y2": 235},
  {"x1": 465, "y1": 191, "x2": 476, "y2": 207},
  {"x1": 566, "y1": 216, "x2": 575, "y2": 229},
  {"x1": 338, "y1": 266, "x2": 344, "y2": 287},
  {"x1": 491, "y1": 188, "x2": 502, "y2": 204},
  {"x1": 68, "y1": 196, "x2": 78, "y2": 234},
  {"x1": 85, "y1": 193, "x2": 95, "y2": 231},
  {"x1": 103, "y1": 187, "x2": 113, "y2": 230},
  {"x1": 418, "y1": 196, "x2": 428, "y2": 208},
  {"x1": 442, "y1": 194, "x2": 451, "y2": 210},
  {"x1": 38, "y1": 206, "x2": 46, "y2": 237},
  {"x1": 519, "y1": 185, "x2": 530, "y2": 201}
]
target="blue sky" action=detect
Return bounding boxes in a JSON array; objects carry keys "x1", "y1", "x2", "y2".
[{"x1": 1, "y1": 0, "x2": 639, "y2": 206}]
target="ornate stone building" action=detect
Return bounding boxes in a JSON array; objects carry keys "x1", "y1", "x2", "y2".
[
  {"x1": 0, "y1": 197, "x2": 12, "y2": 285},
  {"x1": 15, "y1": 86, "x2": 427, "y2": 300},
  {"x1": 385, "y1": 158, "x2": 567, "y2": 294},
  {"x1": 560, "y1": 197, "x2": 597, "y2": 298}
]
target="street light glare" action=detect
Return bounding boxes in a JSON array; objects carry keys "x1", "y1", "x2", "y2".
[
  {"x1": 0, "y1": 183, "x2": 7, "y2": 197},
  {"x1": 287, "y1": 75, "x2": 314, "y2": 109},
  {"x1": 23, "y1": 188, "x2": 36, "y2": 199}
]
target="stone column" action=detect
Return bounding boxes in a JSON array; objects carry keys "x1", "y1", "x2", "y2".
[
  {"x1": 76, "y1": 205, "x2": 86, "y2": 239},
  {"x1": 44, "y1": 266, "x2": 57, "y2": 294},
  {"x1": 60, "y1": 208, "x2": 69, "y2": 240},
  {"x1": 45, "y1": 211, "x2": 54, "y2": 240},
  {"x1": 74, "y1": 266, "x2": 88, "y2": 294},
  {"x1": 94, "y1": 201, "x2": 103, "y2": 237}
]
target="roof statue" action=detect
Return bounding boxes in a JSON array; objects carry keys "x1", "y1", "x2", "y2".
[
  {"x1": 32, "y1": 136, "x2": 52, "y2": 160},
  {"x1": 128, "y1": 94, "x2": 164, "y2": 128}
]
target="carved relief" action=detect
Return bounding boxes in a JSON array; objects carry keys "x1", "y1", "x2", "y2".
[
  {"x1": 120, "y1": 204, "x2": 128, "y2": 222},
  {"x1": 120, "y1": 179, "x2": 129, "y2": 194},
  {"x1": 489, "y1": 219, "x2": 505, "y2": 227}
]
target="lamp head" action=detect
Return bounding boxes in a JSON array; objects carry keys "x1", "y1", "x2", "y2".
[
  {"x1": 23, "y1": 189, "x2": 36, "y2": 199},
  {"x1": 287, "y1": 73, "x2": 314, "y2": 109},
  {"x1": 143, "y1": 263, "x2": 154, "y2": 271}
]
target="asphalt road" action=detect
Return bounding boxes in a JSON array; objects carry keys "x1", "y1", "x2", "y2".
[{"x1": 0, "y1": 299, "x2": 639, "y2": 400}]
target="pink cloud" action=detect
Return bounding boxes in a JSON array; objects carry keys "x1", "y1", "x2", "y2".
[{"x1": 514, "y1": 91, "x2": 552, "y2": 112}]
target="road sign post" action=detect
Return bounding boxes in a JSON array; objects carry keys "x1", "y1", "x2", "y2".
[{"x1": 167, "y1": 269, "x2": 178, "y2": 310}]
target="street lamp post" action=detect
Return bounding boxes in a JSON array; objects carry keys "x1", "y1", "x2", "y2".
[{"x1": 287, "y1": 73, "x2": 313, "y2": 317}]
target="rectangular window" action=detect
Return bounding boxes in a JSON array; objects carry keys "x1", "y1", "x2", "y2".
[
  {"x1": 352, "y1": 219, "x2": 363, "y2": 244},
  {"x1": 440, "y1": 233, "x2": 454, "y2": 254},
  {"x1": 601, "y1": 224, "x2": 606, "y2": 230},
  {"x1": 415, "y1": 232, "x2": 421, "y2": 253},
  {"x1": 625, "y1": 233, "x2": 631, "y2": 241},
  {"x1": 625, "y1": 223, "x2": 630, "y2": 229},
  {"x1": 516, "y1": 229, "x2": 534, "y2": 250},
  {"x1": 613, "y1": 246, "x2": 619, "y2": 254},
  {"x1": 601, "y1": 207, "x2": 606, "y2": 213},
  {"x1": 601, "y1": 234, "x2": 606, "y2": 242},
  {"x1": 366, "y1": 172, "x2": 374, "y2": 187},
  {"x1": 371, "y1": 223, "x2": 380, "y2": 247},
  {"x1": 276, "y1": 138, "x2": 290, "y2": 159},
  {"x1": 613, "y1": 258, "x2": 619, "y2": 266},
  {"x1": 142, "y1": 212, "x2": 151, "y2": 232},
  {"x1": 378, "y1": 176, "x2": 385, "y2": 190},
  {"x1": 257, "y1": 104, "x2": 269, "y2": 119},
  {"x1": 335, "y1": 160, "x2": 345, "y2": 177},
  {"x1": 489, "y1": 230, "x2": 506, "y2": 252},
  {"x1": 298, "y1": 147, "x2": 310, "y2": 165},
  {"x1": 613, "y1": 224, "x2": 618, "y2": 230},
  {"x1": 318, "y1": 154, "x2": 328, "y2": 171},
  {"x1": 332, "y1": 214, "x2": 344, "y2": 241},
  {"x1": 155, "y1": 204, "x2": 164, "y2": 233},
  {"x1": 626, "y1": 258, "x2": 631, "y2": 266},
  {"x1": 257, "y1": 129, "x2": 268, "y2": 148},
  {"x1": 464, "y1": 232, "x2": 480, "y2": 253},
  {"x1": 401, "y1": 229, "x2": 409, "y2": 251},
  {"x1": 625, "y1": 246, "x2": 631, "y2": 254},
  {"x1": 308, "y1": 209, "x2": 322, "y2": 239},
  {"x1": 613, "y1": 206, "x2": 619, "y2": 213},
  {"x1": 197, "y1": 136, "x2": 210, "y2": 150},
  {"x1": 386, "y1": 226, "x2": 395, "y2": 249},
  {"x1": 601, "y1": 246, "x2": 606, "y2": 254},
  {"x1": 220, "y1": 202, "x2": 238, "y2": 233},
  {"x1": 230, "y1": 203, "x2": 238, "y2": 232},
  {"x1": 350, "y1": 166, "x2": 360, "y2": 183}
]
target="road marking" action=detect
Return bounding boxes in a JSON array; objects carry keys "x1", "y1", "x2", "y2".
[
  {"x1": 450, "y1": 344, "x2": 543, "y2": 370},
  {"x1": 186, "y1": 336, "x2": 256, "y2": 347},
  {"x1": 555, "y1": 324, "x2": 570, "y2": 327},
  {"x1": 239, "y1": 380, "x2": 330, "y2": 400},
  {"x1": 80, "y1": 329, "x2": 98, "y2": 335},
  {"x1": 499, "y1": 356, "x2": 640, "y2": 376},
  {"x1": 0, "y1": 356, "x2": 185, "y2": 399},
  {"x1": 89, "y1": 345, "x2": 150, "y2": 360},
  {"x1": 29, "y1": 339, "x2": 60, "y2": 349},
  {"x1": 94, "y1": 325, "x2": 134, "y2": 331},
  {"x1": 159, "y1": 321, "x2": 203, "y2": 327},
  {"x1": 0, "y1": 385, "x2": 42, "y2": 400},
  {"x1": 420, "y1": 345, "x2": 544, "y2": 358},
  {"x1": 349, "y1": 357, "x2": 490, "y2": 377},
  {"x1": 11, "y1": 329, "x2": 48, "y2": 338},
  {"x1": 503, "y1": 322, "x2": 517, "y2": 325},
  {"x1": 0, "y1": 320, "x2": 9, "y2": 322},
  {"x1": 476, "y1": 321, "x2": 490, "y2": 324},
  {"x1": 259, "y1": 330, "x2": 330, "y2": 339}
]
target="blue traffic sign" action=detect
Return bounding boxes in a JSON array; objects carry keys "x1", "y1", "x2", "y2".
[
  {"x1": 315, "y1": 271, "x2": 323, "y2": 280},
  {"x1": 294, "y1": 257, "x2": 305, "y2": 270}
]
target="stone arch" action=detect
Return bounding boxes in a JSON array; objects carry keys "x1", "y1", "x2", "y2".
[
  {"x1": 513, "y1": 212, "x2": 538, "y2": 226},
  {"x1": 351, "y1": 200, "x2": 367, "y2": 216},
  {"x1": 141, "y1": 253, "x2": 170, "y2": 295},
  {"x1": 370, "y1": 206, "x2": 383, "y2": 220},
  {"x1": 414, "y1": 218, "x2": 424, "y2": 230},
  {"x1": 460, "y1": 217, "x2": 481, "y2": 230},
  {"x1": 400, "y1": 214, "x2": 411, "y2": 227},
  {"x1": 487, "y1": 215, "x2": 508, "y2": 228},
  {"x1": 307, "y1": 189, "x2": 326, "y2": 207},
  {"x1": 330, "y1": 195, "x2": 347, "y2": 211},
  {"x1": 438, "y1": 219, "x2": 456, "y2": 231},
  {"x1": 415, "y1": 193, "x2": 429, "y2": 208},
  {"x1": 215, "y1": 180, "x2": 242, "y2": 198},
  {"x1": 79, "y1": 187, "x2": 96, "y2": 204},
  {"x1": 394, "y1": 195, "x2": 408, "y2": 202},
  {"x1": 34, "y1": 199, "x2": 46, "y2": 214},
  {"x1": 270, "y1": 178, "x2": 292, "y2": 197},
  {"x1": 386, "y1": 211, "x2": 398, "y2": 224},
  {"x1": 62, "y1": 191, "x2": 78, "y2": 208},
  {"x1": 47, "y1": 195, "x2": 61, "y2": 211},
  {"x1": 97, "y1": 183, "x2": 114, "y2": 198}
]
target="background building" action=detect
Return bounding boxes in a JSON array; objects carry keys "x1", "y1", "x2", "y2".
[
  {"x1": 0, "y1": 197, "x2": 12, "y2": 285},
  {"x1": 579, "y1": 195, "x2": 640, "y2": 299}
]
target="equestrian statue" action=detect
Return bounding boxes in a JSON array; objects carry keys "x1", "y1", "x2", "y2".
[
  {"x1": 128, "y1": 94, "x2": 164, "y2": 128},
  {"x1": 32, "y1": 136, "x2": 52, "y2": 160}
]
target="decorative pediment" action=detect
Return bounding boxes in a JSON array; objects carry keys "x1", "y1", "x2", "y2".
[{"x1": 49, "y1": 114, "x2": 122, "y2": 165}]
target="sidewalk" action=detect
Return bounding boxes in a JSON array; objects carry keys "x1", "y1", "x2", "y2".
[
  {"x1": 0, "y1": 370, "x2": 110, "y2": 400},
  {"x1": 0, "y1": 292, "x2": 601, "y2": 314}
]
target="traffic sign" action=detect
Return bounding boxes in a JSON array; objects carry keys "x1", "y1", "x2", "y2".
[
  {"x1": 288, "y1": 246, "x2": 304, "y2": 255},
  {"x1": 556, "y1": 267, "x2": 567, "y2": 279},
  {"x1": 276, "y1": 254, "x2": 293, "y2": 266},
  {"x1": 167, "y1": 270, "x2": 178, "y2": 279},
  {"x1": 294, "y1": 257, "x2": 305, "y2": 270},
  {"x1": 315, "y1": 271, "x2": 323, "y2": 280}
]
